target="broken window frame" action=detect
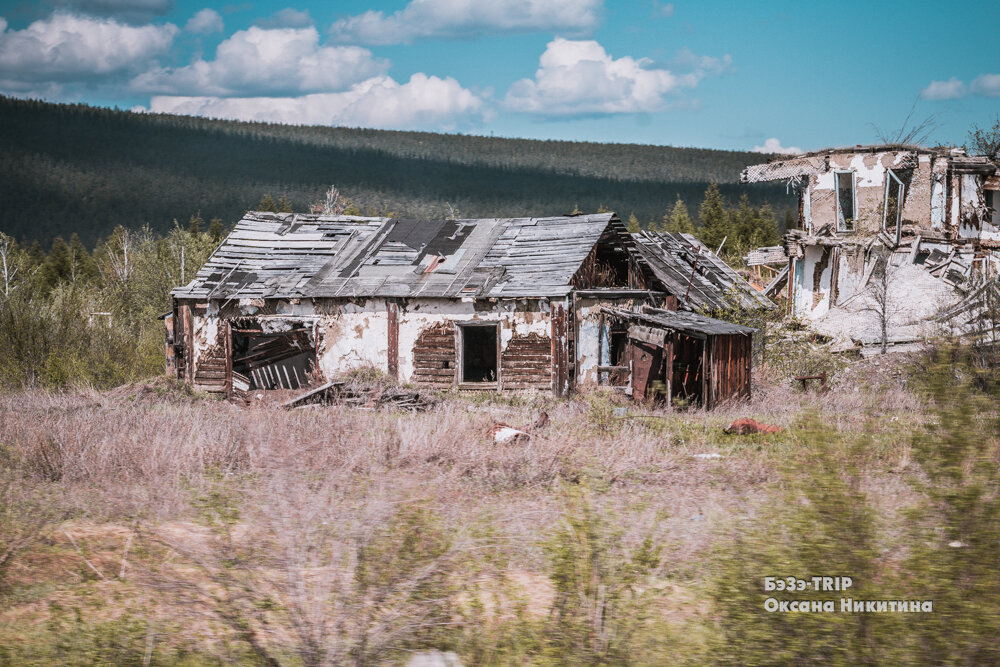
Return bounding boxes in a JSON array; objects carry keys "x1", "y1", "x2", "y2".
[
  {"x1": 986, "y1": 189, "x2": 1000, "y2": 226},
  {"x1": 456, "y1": 321, "x2": 500, "y2": 387},
  {"x1": 835, "y1": 170, "x2": 856, "y2": 232},
  {"x1": 882, "y1": 169, "x2": 905, "y2": 245}
]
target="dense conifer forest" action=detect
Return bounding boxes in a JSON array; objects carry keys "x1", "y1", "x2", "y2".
[{"x1": 0, "y1": 95, "x2": 792, "y2": 246}]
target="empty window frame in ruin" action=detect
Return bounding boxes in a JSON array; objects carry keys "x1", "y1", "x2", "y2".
[
  {"x1": 883, "y1": 169, "x2": 905, "y2": 245},
  {"x1": 230, "y1": 320, "x2": 317, "y2": 391},
  {"x1": 598, "y1": 315, "x2": 631, "y2": 387},
  {"x1": 835, "y1": 170, "x2": 856, "y2": 232},
  {"x1": 458, "y1": 323, "x2": 499, "y2": 385},
  {"x1": 987, "y1": 188, "x2": 1000, "y2": 225}
]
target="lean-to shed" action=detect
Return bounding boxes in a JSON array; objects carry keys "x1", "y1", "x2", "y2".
[{"x1": 601, "y1": 306, "x2": 754, "y2": 409}]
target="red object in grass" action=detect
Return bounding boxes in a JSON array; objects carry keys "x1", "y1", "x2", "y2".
[{"x1": 725, "y1": 417, "x2": 782, "y2": 435}]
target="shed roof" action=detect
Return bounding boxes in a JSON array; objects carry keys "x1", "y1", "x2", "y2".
[
  {"x1": 173, "y1": 211, "x2": 619, "y2": 300},
  {"x1": 630, "y1": 231, "x2": 775, "y2": 311},
  {"x1": 603, "y1": 306, "x2": 755, "y2": 337}
]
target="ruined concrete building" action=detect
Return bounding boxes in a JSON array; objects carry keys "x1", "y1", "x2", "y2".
[
  {"x1": 168, "y1": 212, "x2": 769, "y2": 407},
  {"x1": 742, "y1": 145, "x2": 1000, "y2": 345}
]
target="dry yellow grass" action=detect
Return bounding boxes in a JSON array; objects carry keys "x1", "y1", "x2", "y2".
[{"x1": 0, "y1": 357, "x2": 931, "y2": 664}]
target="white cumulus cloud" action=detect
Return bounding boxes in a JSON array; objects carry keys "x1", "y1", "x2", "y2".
[
  {"x1": 752, "y1": 138, "x2": 802, "y2": 155},
  {"x1": 131, "y1": 26, "x2": 388, "y2": 97},
  {"x1": 146, "y1": 73, "x2": 486, "y2": 130},
  {"x1": 0, "y1": 12, "x2": 177, "y2": 82},
  {"x1": 920, "y1": 77, "x2": 967, "y2": 100},
  {"x1": 329, "y1": 0, "x2": 601, "y2": 45},
  {"x1": 184, "y1": 8, "x2": 223, "y2": 34},
  {"x1": 504, "y1": 38, "x2": 713, "y2": 115},
  {"x1": 970, "y1": 73, "x2": 1000, "y2": 98}
]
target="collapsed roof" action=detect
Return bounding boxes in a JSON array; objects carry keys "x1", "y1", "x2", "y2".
[
  {"x1": 741, "y1": 145, "x2": 997, "y2": 184},
  {"x1": 173, "y1": 211, "x2": 625, "y2": 300},
  {"x1": 631, "y1": 231, "x2": 775, "y2": 311}
]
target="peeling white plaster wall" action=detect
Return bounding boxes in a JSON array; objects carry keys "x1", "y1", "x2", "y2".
[
  {"x1": 832, "y1": 248, "x2": 867, "y2": 305},
  {"x1": 191, "y1": 316, "x2": 219, "y2": 366},
  {"x1": 930, "y1": 158, "x2": 948, "y2": 229},
  {"x1": 319, "y1": 301, "x2": 389, "y2": 377},
  {"x1": 575, "y1": 298, "x2": 603, "y2": 387},
  {"x1": 574, "y1": 296, "x2": 655, "y2": 386},
  {"x1": 959, "y1": 174, "x2": 991, "y2": 240},
  {"x1": 794, "y1": 245, "x2": 833, "y2": 319}
]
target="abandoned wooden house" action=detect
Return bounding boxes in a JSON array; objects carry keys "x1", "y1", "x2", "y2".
[
  {"x1": 742, "y1": 145, "x2": 1000, "y2": 345},
  {"x1": 167, "y1": 211, "x2": 768, "y2": 406}
]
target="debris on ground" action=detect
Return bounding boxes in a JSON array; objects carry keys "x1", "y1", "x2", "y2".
[
  {"x1": 724, "y1": 417, "x2": 783, "y2": 435},
  {"x1": 490, "y1": 411, "x2": 548, "y2": 444},
  {"x1": 105, "y1": 376, "x2": 206, "y2": 405},
  {"x1": 282, "y1": 380, "x2": 439, "y2": 411},
  {"x1": 692, "y1": 453, "x2": 722, "y2": 460}
]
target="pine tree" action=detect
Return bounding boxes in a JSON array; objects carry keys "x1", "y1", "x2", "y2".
[
  {"x1": 257, "y1": 194, "x2": 277, "y2": 212},
  {"x1": 729, "y1": 194, "x2": 758, "y2": 250},
  {"x1": 697, "y1": 183, "x2": 732, "y2": 251},
  {"x1": 626, "y1": 212, "x2": 640, "y2": 233},
  {"x1": 663, "y1": 196, "x2": 695, "y2": 234},
  {"x1": 208, "y1": 217, "x2": 224, "y2": 243},
  {"x1": 754, "y1": 203, "x2": 780, "y2": 247},
  {"x1": 42, "y1": 236, "x2": 73, "y2": 287},
  {"x1": 782, "y1": 208, "x2": 796, "y2": 233},
  {"x1": 278, "y1": 194, "x2": 294, "y2": 213},
  {"x1": 188, "y1": 212, "x2": 204, "y2": 235},
  {"x1": 67, "y1": 233, "x2": 96, "y2": 281}
]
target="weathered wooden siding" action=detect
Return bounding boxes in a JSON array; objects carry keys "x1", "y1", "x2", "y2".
[
  {"x1": 194, "y1": 344, "x2": 228, "y2": 394},
  {"x1": 501, "y1": 332, "x2": 551, "y2": 389},
  {"x1": 410, "y1": 321, "x2": 456, "y2": 388},
  {"x1": 706, "y1": 333, "x2": 752, "y2": 409}
]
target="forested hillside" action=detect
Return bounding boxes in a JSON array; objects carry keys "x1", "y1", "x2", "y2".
[{"x1": 0, "y1": 96, "x2": 792, "y2": 245}]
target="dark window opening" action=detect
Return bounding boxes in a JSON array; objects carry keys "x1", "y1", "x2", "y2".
[
  {"x1": 461, "y1": 325, "x2": 497, "y2": 383},
  {"x1": 231, "y1": 323, "x2": 315, "y2": 390},
  {"x1": 836, "y1": 171, "x2": 855, "y2": 231},
  {"x1": 609, "y1": 329, "x2": 628, "y2": 366}
]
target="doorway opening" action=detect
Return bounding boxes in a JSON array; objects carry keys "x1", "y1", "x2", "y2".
[{"x1": 460, "y1": 324, "x2": 498, "y2": 384}]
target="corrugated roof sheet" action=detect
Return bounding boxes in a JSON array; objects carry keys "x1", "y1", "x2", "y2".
[
  {"x1": 603, "y1": 306, "x2": 755, "y2": 337},
  {"x1": 631, "y1": 231, "x2": 775, "y2": 311},
  {"x1": 173, "y1": 211, "x2": 618, "y2": 300}
]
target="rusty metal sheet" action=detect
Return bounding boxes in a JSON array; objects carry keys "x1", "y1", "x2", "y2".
[{"x1": 630, "y1": 340, "x2": 663, "y2": 402}]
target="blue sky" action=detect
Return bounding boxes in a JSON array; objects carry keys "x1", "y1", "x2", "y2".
[{"x1": 1, "y1": 0, "x2": 998, "y2": 153}]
